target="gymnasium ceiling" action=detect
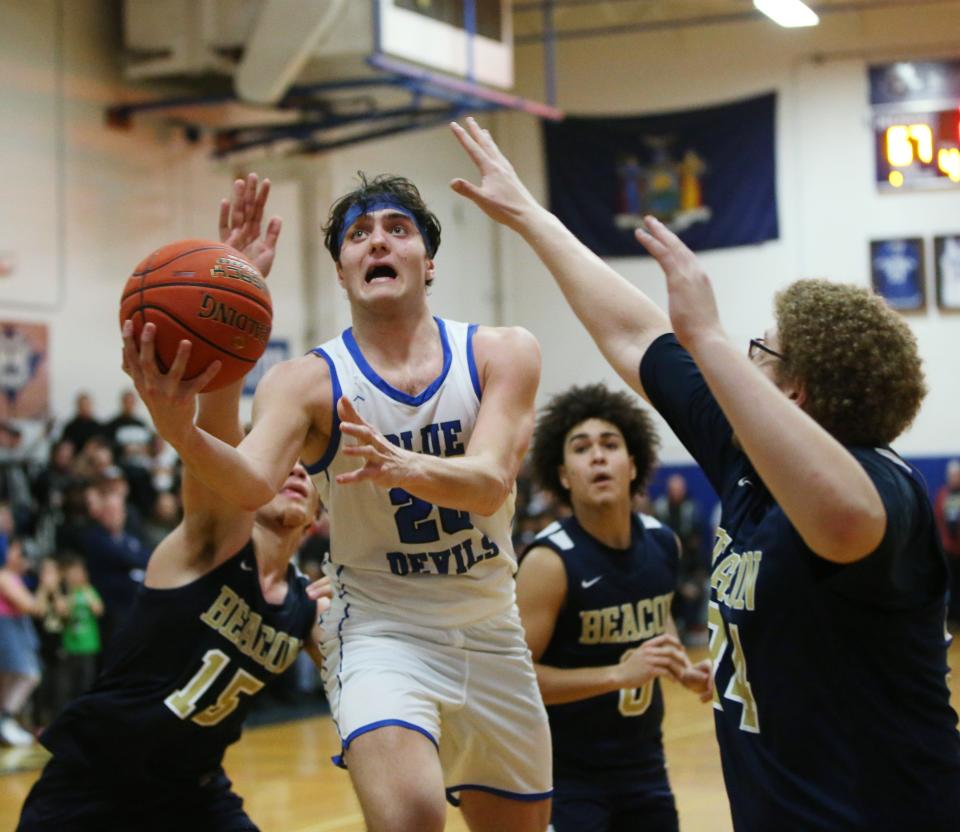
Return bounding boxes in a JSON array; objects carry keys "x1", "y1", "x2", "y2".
[{"x1": 511, "y1": 0, "x2": 950, "y2": 44}]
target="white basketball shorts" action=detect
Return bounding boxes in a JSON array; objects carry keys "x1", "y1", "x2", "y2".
[{"x1": 319, "y1": 593, "x2": 553, "y2": 805}]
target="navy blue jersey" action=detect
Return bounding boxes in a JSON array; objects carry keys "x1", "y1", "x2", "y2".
[
  {"x1": 533, "y1": 513, "x2": 679, "y2": 775},
  {"x1": 640, "y1": 333, "x2": 960, "y2": 831},
  {"x1": 41, "y1": 542, "x2": 316, "y2": 784}
]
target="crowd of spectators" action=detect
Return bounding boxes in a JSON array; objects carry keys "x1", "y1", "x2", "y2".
[
  {"x1": 0, "y1": 388, "x2": 340, "y2": 745},
  {"x1": 0, "y1": 389, "x2": 176, "y2": 744}
]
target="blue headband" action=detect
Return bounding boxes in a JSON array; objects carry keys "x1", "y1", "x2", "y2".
[{"x1": 337, "y1": 198, "x2": 435, "y2": 257}]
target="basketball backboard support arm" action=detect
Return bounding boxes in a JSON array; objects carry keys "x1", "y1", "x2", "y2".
[
  {"x1": 107, "y1": 58, "x2": 560, "y2": 158},
  {"x1": 233, "y1": 0, "x2": 351, "y2": 105},
  {"x1": 107, "y1": 0, "x2": 563, "y2": 157}
]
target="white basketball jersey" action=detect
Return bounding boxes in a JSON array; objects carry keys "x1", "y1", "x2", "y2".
[{"x1": 307, "y1": 318, "x2": 517, "y2": 627}]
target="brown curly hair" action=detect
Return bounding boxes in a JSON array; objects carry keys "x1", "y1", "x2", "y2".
[
  {"x1": 531, "y1": 383, "x2": 660, "y2": 506},
  {"x1": 774, "y1": 279, "x2": 926, "y2": 446}
]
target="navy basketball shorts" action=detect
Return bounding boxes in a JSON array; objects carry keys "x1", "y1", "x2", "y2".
[
  {"x1": 549, "y1": 767, "x2": 679, "y2": 832},
  {"x1": 16, "y1": 758, "x2": 259, "y2": 832}
]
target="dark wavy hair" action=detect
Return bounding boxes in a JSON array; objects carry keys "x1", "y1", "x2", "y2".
[
  {"x1": 774, "y1": 279, "x2": 927, "y2": 446},
  {"x1": 322, "y1": 172, "x2": 442, "y2": 266},
  {"x1": 531, "y1": 383, "x2": 660, "y2": 506}
]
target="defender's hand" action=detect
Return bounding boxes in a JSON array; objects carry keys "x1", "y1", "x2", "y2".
[
  {"x1": 449, "y1": 117, "x2": 543, "y2": 232},
  {"x1": 634, "y1": 217, "x2": 724, "y2": 350},
  {"x1": 121, "y1": 320, "x2": 220, "y2": 447},
  {"x1": 336, "y1": 396, "x2": 417, "y2": 489},
  {"x1": 218, "y1": 172, "x2": 282, "y2": 279}
]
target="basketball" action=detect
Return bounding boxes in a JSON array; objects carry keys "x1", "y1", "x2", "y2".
[{"x1": 119, "y1": 239, "x2": 272, "y2": 392}]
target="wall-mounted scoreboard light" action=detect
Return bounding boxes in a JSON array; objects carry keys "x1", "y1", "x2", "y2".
[{"x1": 870, "y1": 61, "x2": 960, "y2": 192}]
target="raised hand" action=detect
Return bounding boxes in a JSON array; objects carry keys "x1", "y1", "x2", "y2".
[
  {"x1": 218, "y1": 172, "x2": 282, "y2": 278},
  {"x1": 121, "y1": 320, "x2": 221, "y2": 448},
  {"x1": 449, "y1": 117, "x2": 543, "y2": 232},
  {"x1": 634, "y1": 217, "x2": 723, "y2": 350},
  {"x1": 335, "y1": 396, "x2": 416, "y2": 489}
]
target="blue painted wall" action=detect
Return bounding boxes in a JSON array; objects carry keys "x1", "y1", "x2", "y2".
[{"x1": 648, "y1": 454, "x2": 959, "y2": 537}]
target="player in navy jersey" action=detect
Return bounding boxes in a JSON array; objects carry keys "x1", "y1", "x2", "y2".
[
  {"x1": 18, "y1": 198, "x2": 331, "y2": 832},
  {"x1": 517, "y1": 383, "x2": 711, "y2": 832},
  {"x1": 451, "y1": 117, "x2": 960, "y2": 831},
  {"x1": 123, "y1": 172, "x2": 550, "y2": 831}
]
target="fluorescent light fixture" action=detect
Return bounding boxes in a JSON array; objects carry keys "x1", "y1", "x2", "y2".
[{"x1": 753, "y1": 0, "x2": 820, "y2": 27}]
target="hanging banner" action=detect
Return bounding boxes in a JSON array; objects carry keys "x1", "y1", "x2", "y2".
[
  {"x1": 543, "y1": 92, "x2": 779, "y2": 256},
  {"x1": 0, "y1": 321, "x2": 48, "y2": 421}
]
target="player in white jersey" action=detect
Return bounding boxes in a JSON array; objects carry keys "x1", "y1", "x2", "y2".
[{"x1": 124, "y1": 172, "x2": 551, "y2": 832}]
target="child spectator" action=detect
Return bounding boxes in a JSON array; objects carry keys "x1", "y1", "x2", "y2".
[
  {"x1": 33, "y1": 557, "x2": 68, "y2": 727},
  {"x1": 0, "y1": 536, "x2": 42, "y2": 745},
  {"x1": 59, "y1": 555, "x2": 102, "y2": 701}
]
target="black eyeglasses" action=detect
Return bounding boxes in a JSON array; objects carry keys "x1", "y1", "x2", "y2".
[{"x1": 748, "y1": 338, "x2": 785, "y2": 362}]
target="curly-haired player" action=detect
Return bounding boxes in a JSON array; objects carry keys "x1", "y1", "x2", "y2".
[
  {"x1": 518, "y1": 383, "x2": 710, "y2": 832},
  {"x1": 451, "y1": 117, "x2": 960, "y2": 832}
]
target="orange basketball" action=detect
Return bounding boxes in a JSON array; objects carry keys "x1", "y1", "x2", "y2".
[{"x1": 119, "y1": 239, "x2": 272, "y2": 392}]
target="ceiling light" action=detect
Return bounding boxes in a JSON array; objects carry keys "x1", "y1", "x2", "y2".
[{"x1": 753, "y1": 0, "x2": 820, "y2": 27}]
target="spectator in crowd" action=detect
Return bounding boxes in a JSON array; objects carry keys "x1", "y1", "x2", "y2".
[
  {"x1": 147, "y1": 433, "x2": 179, "y2": 496},
  {"x1": 653, "y1": 473, "x2": 708, "y2": 645},
  {"x1": 105, "y1": 389, "x2": 152, "y2": 457},
  {"x1": 0, "y1": 422, "x2": 36, "y2": 535},
  {"x1": 74, "y1": 477, "x2": 149, "y2": 648},
  {"x1": 116, "y1": 440, "x2": 157, "y2": 529},
  {"x1": 31, "y1": 439, "x2": 77, "y2": 542},
  {"x1": 70, "y1": 436, "x2": 115, "y2": 486},
  {"x1": 140, "y1": 491, "x2": 181, "y2": 552},
  {"x1": 58, "y1": 554, "x2": 102, "y2": 702},
  {"x1": 0, "y1": 536, "x2": 41, "y2": 746},
  {"x1": 32, "y1": 557, "x2": 67, "y2": 728},
  {"x1": 108, "y1": 389, "x2": 158, "y2": 523},
  {"x1": 935, "y1": 458, "x2": 960, "y2": 623},
  {"x1": 60, "y1": 392, "x2": 104, "y2": 455}
]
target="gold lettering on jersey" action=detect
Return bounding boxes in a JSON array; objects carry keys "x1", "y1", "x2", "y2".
[
  {"x1": 578, "y1": 592, "x2": 674, "y2": 645},
  {"x1": 199, "y1": 586, "x2": 301, "y2": 674},
  {"x1": 713, "y1": 553, "x2": 741, "y2": 605},
  {"x1": 710, "y1": 532, "x2": 763, "y2": 613},
  {"x1": 252, "y1": 623, "x2": 277, "y2": 661},
  {"x1": 712, "y1": 527, "x2": 733, "y2": 566}
]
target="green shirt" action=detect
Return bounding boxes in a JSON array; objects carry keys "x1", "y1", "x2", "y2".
[{"x1": 62, "y1": 587, "x2": 101, "y2": 656}]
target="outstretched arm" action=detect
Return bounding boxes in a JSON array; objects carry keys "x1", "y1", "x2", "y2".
[
  {"x1": 142, "y1": 372, "x2": 254, "y2": 583},
  {"x1": 634, "y1": 220, "x2": 886, "y2": 563},
  {"x1": 450, "y1": 118, "x2": 670, "y2": 401},
  {"x1": 452, "y1": 118, "x2": 885, "y2": 564},
  {"x1": 122, "y1": 327, "x2": 320, "y2": 512},
  {"x1": 336, "y1": 326, "x2": 540, "y2": 516}
]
